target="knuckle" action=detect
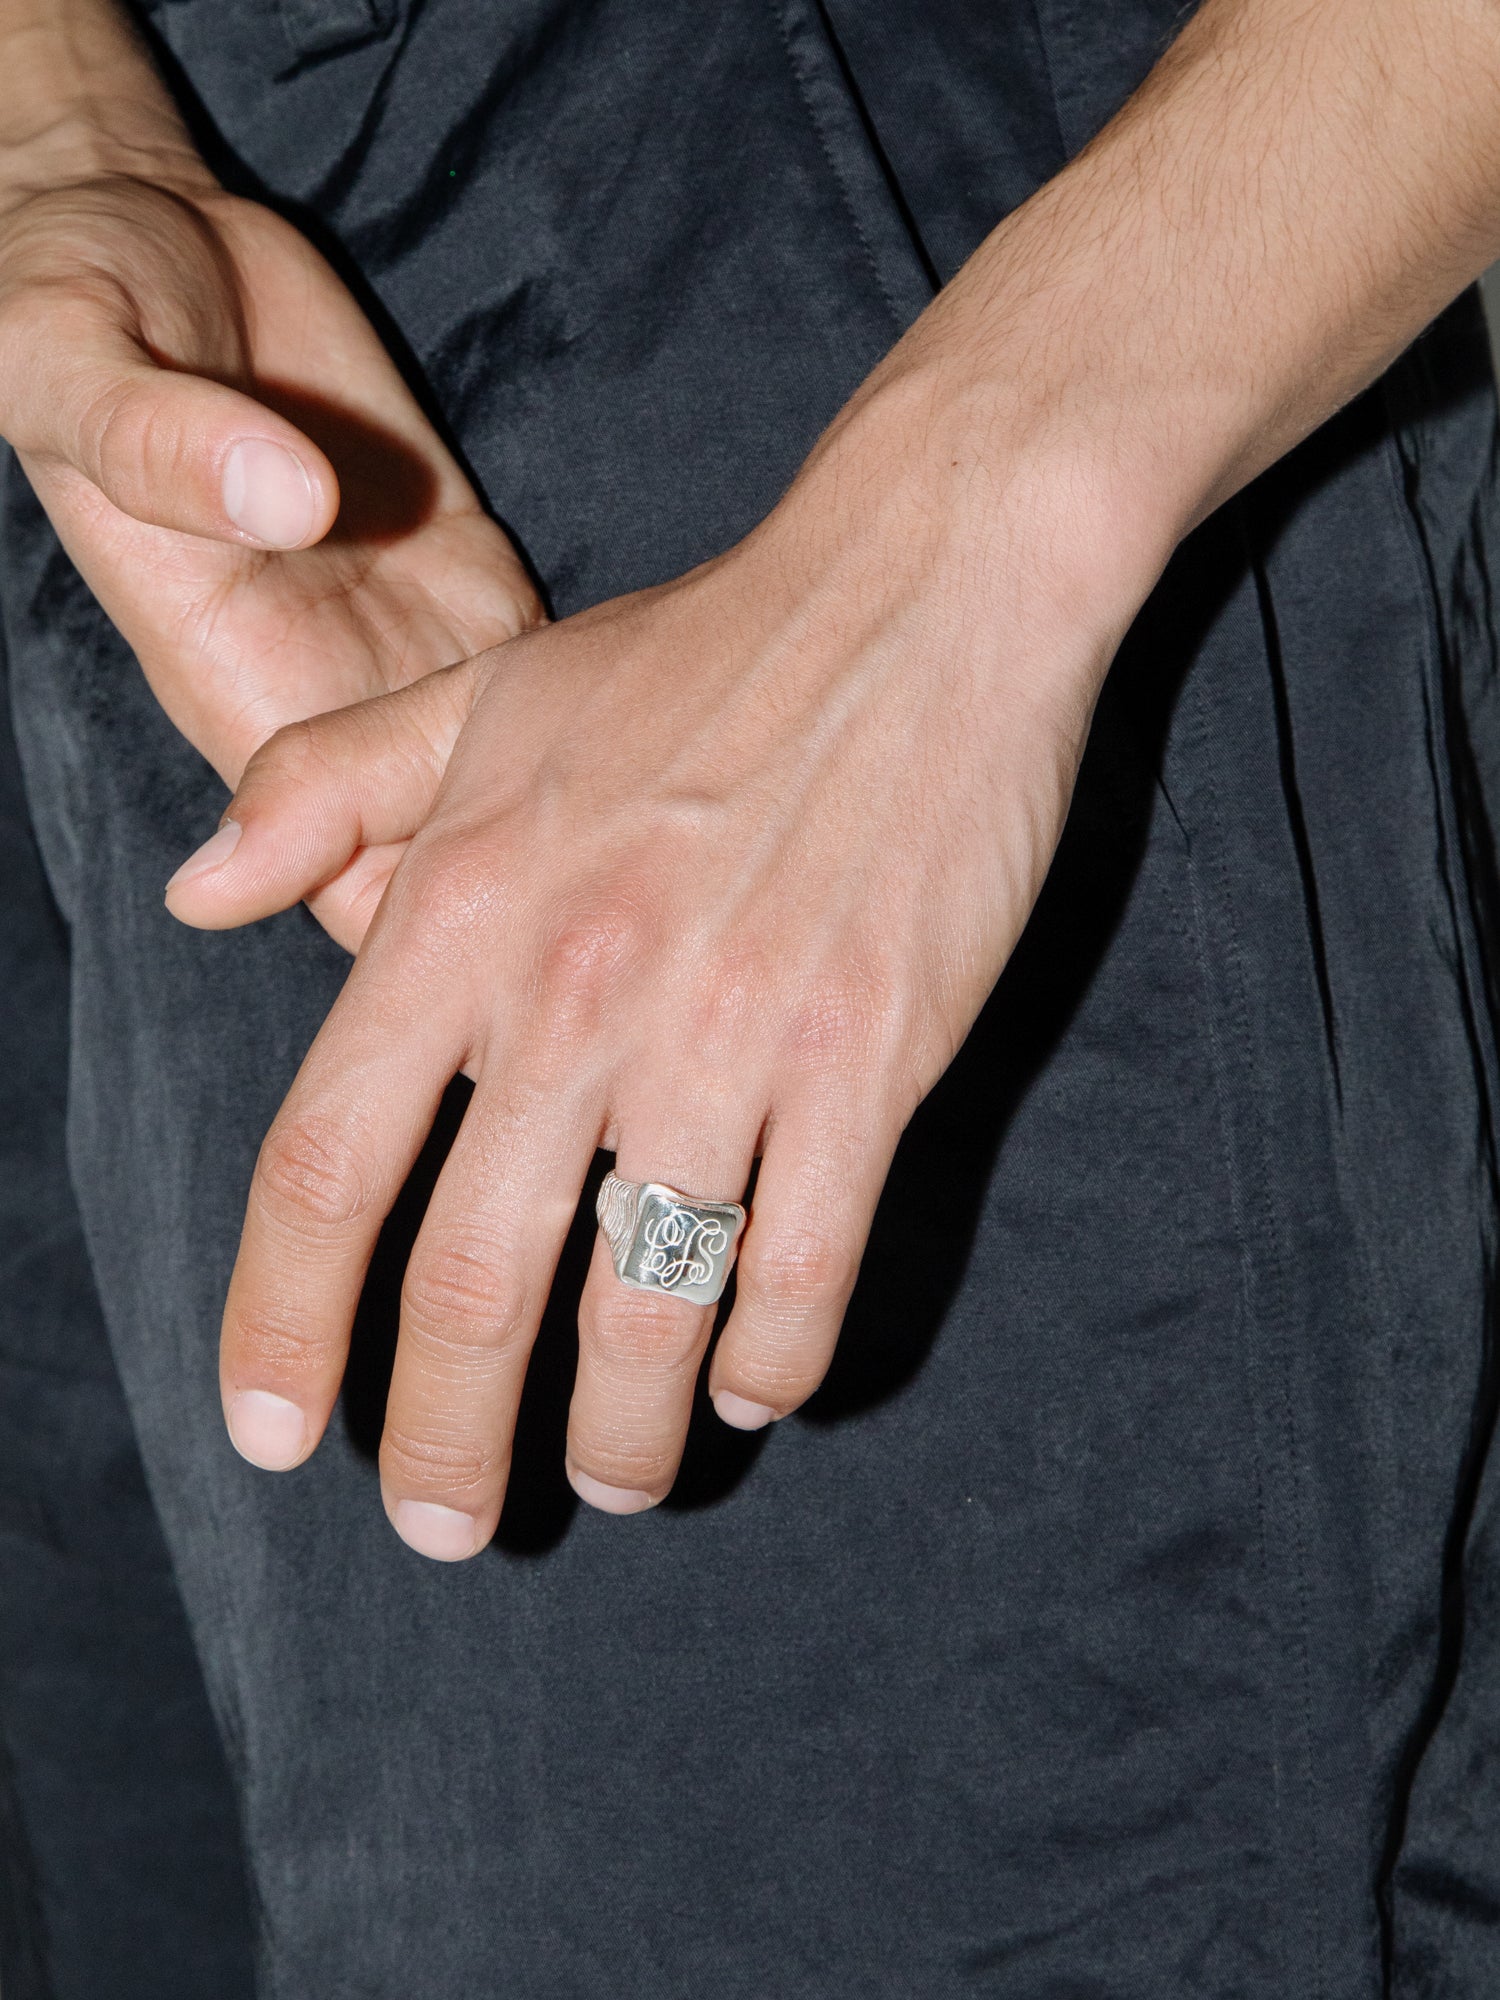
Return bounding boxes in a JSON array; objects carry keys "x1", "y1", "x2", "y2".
[
  {"x1": 743, "y1": 1224, "x2": 859, "y2": 1315},
  {"x1": 75, "y1": 373, "x2": 149, "y2": 483},
  {"x1": 247, "y1": 716, "x2": 324, "y2": 790},
  {"x1": 587, "y1": 1291, "x2": 706, "y2": 1375},
  {"x1": 254, "y1": 1114, "x2": 370, "y2": 1232},
  {"x1": 227, "y1": 1298, "x2": 330, "y2": 1376},
  {"x1": 735, "y1": 1349, "x2": 827, "y2": 1413},
  {"x1": 380, "y1": 1422, "x2": 500, "y2": 1501},
  {"x1": 782, "y1": 971, "x2": 901, "y2": 1073},
  {"x1": 401, "y1": 1234, "x2": 530, "y2": 1362},
  {"x1": 536, "y1": 890, "x2": 656, "y2": 1022},
  {"x1": 576, "y1": 1436, "x2": 680, "y2": 1493}
]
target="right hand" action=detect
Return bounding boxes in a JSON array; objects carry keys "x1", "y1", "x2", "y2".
[{"x1": 0, "y1": 169, "x2": 542, "y2": 948}]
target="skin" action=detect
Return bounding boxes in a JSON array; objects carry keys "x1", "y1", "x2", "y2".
[
  {"x1": 9, "y1": 0, "x2": 1500, "y2": 1556},
  {"x1": 0, "y1": 0, "x2": 540, "y2": 949}
]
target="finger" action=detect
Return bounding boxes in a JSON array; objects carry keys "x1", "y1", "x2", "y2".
[
  {"x1": 378, "y1": 1062, "x2": 603, "y2": 1560},
  {"x1": 706, "y1": 1091, "x2": 899, "y2": 1429},
  {"x1": 0, "y1": 293, "x2": 337, "y2": 547},
  {"x1": 566, "y1": 1117, "x2": 761, "y2": 1513},
  {"x1": 164, "y1": 663, "x2": 480, "y2": 930},
  {"x1": 220, "y1": 944, "x2": 463, "y2": 1473},
  {"x1": 305, "y1": 840, "x2": 407, "y2": 955}
]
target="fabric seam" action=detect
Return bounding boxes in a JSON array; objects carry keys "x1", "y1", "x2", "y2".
[
  {"x1": 1180, "y1": 530, "x2": 1331, "y2": 1999},
  {"x1": 1163, "y1": 810, "x2": 1285, "y2": 1980},
  {"x1": 765, "y1": 0, "x2": 908, "y2": 335},
  {"x1": 1374, "y1": 371, "x2": 1500, "y2": 1994}
]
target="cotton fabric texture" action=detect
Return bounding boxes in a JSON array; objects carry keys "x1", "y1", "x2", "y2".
[{"x1": 4, "y1": 0, "x2": 1500, "y2": 1993}]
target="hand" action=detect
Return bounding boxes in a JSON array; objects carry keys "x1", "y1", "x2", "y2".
[
  {"x1": 170, "y1": 369, "x2": 1152, "y2": 1555},
  {"x1": 170, "y1": 0, "x2": 1500, "y2": 1556},
  {"x1": 0, "y1": 170, "x2": 541, "y2": 947}
]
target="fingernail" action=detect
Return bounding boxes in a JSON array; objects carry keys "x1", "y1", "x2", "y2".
[
  {"x1": 222, "y1": 438, "x2": 316, "y2": 548},
  {"x1": 165, "y1": 818, "x2": 242, "y2": 896},
  {"x1": 712, "y1": 1389, "x2": 777, "y2": 1431},
  {"x1": 226, "y1": 1389, "x2": 307, "y2": 1470},
  {"x1": 567, "y1": 1466, "x2": 656, "y2": 1515},
  {"x1": 393, "y1": 1499, "x2": 481, "y2": 1561}
]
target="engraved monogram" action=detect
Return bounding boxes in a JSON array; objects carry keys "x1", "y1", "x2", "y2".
[{"x1": 639, "y1": 1202, "x2": 730, "y2": 1293}]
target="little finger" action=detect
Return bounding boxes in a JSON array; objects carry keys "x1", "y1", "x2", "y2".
[{"x1": 707, "y1": 1092, "x2": 900, "y2": 1429}]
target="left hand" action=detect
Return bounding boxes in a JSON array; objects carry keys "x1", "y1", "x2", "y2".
[{"x1": 169, "y1": 372, "x2": 1156, "y2": 1556}]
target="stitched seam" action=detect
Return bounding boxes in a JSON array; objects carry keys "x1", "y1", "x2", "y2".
[
  {"x1": 1242, "y1": 498, "x2": 1404, "y2": 1812},
  {"x1": 1377, "y1": 384, "x2": 1500, "y2": 1174},
  {"x1": 1181, "y1": 554, "x2": 1329, "y2": 1999},
  {"x1": 1165, "y1": 815, "x2": 1284, "y2": 1966},
  {"x1": 766, "y1": 0, "x2": 906, "y2": 335},
  {"x1": 1026, "y1": 0, "x2": 1077, "y2": 165},
  {"x1": 1375, "y1": 378, "x2": 1500, "y2": 1994}
]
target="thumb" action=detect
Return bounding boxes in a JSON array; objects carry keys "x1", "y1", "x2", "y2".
[
  {"x1": 164, "y1": 660, "x2": 483, "y2": 930},
  {"x1": 0, "y1": 295, "x2": 337, "y2": 548}
]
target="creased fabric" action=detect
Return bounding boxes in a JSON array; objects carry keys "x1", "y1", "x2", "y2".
[{"x1": 4, "y1": 2, "x2": 1500, "y2": 1993}]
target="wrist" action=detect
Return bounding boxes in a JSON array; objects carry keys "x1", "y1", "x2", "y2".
[
  {"x1": 795, "y1": 347, "x2": 1182, "y2": 693},
  {"x1": 860, "y1": 0, "x2": 1500, "y2": 604},
  {"x1": 800, "y1": 160, "x2": 1271, "y2": 676},
  {"x1": 743, "y1": 358, "x2": 1162, "y2": 787},
  {"x1": 0, "y1": 2, "x2": 215, "y2": 207}
]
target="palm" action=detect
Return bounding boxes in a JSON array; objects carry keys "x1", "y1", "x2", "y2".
[{"x1": 20, "y1": 189, "x2": 537, "y2": 940}]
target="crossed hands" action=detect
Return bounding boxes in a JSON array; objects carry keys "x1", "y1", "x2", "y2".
[
  {"x1": 5, "y1": 173, "x2": 1151, "y2": 1560},
  {"x1": 166, "y1": 413, "x2": 1137, "y2": 1559}
]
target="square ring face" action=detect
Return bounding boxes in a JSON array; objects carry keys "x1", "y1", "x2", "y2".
[{"x1": 604, "y1": 1181, "x2": 745, "y2": 1307}]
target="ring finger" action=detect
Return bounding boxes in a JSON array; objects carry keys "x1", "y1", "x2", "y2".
[{"x1": 565, "y1": 1108, "x2": 763, "y2": 1514}]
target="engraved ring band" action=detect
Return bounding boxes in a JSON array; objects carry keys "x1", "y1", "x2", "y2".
[{"x1": 595, "y1": 1170, "x2": 748, "y2": 1308}]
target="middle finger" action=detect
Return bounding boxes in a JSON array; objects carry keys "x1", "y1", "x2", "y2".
[{"x1": 380, "y1": 1058, "x2": 603, "y2": 1559}]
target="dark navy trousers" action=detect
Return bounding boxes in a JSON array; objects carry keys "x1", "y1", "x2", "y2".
[{"x1": 5, "y1": 1, "x2": 1500, "y2": 1991}]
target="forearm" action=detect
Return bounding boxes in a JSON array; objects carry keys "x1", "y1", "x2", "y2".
[
  {"x1": 0, "y1": 0, "x2": 212, "y2": 195},
  {"x1": 850, "y1": 0, "x2": 1500, "y2": 617}
]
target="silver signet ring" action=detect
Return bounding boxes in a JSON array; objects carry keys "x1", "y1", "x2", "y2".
[{"x1": 595, "y1": 1171, "x2": 747, "y2": 1307}]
